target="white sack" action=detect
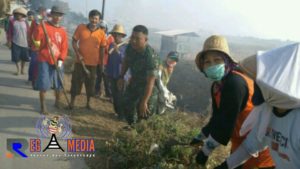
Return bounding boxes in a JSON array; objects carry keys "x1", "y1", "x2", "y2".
[{"x1": 256, "y1": 43, "x2": 300, "y2": 108}]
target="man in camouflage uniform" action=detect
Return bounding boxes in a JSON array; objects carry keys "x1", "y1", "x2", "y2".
[{"x1": 118, "y1": 25, "x2": 160, "y2": 125}]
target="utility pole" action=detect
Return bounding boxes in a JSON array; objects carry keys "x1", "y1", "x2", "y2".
[
  {"x1": 101, "y1": 0, "x2": 105, "y2": 19},
  {"x1": 85, "y1": 0, "x2": 88, "y2": 17}
]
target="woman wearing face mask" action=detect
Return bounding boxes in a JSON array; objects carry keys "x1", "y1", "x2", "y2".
[{"x1": 191, "y1": 35, "x2": 274, "y2": 169}]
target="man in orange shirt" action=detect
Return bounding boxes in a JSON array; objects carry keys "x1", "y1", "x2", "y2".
[
  {"x1": 33, "y1": 6, "x2": 68, "y2": 114},
  {"x1": 70, "y1": 9, "x2": 106, "y2": 109}
]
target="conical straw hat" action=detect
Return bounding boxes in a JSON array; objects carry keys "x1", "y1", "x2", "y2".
[
  {"x1": 110, "y1": 24, "x2": 126, "y2": 36},
  {"x1": 13, "y1": 7, "x2": 28, "y2": 16},
  {"x1": 195, "y1": 35, "x2": 237, "y2": 71}
]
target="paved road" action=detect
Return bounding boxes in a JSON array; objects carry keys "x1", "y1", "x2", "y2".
[{"x1": 0, "y1": 43, "x2": 89, "y2": 168}]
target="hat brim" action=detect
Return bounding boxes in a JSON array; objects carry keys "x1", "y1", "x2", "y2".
[
  {"x1": 195, "y1": 52, "x2": 204, "y2": 71},
  {"x1": 51, "y1": 11, "x2": 65, "y2": 15},
  {"x1": 14, "y1": 12, "x2": 27, "y2": 16},
  {"x1": 168, "y1": 56, "x2": 179, "y2": 62},
  {"x1": 110, "y1": 31, "x2": 126, "y2": 36},
  {"x1": 204, "y1": 48, "x2": 236, "y2": 62}
]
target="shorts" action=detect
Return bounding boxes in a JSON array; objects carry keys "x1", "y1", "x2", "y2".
[
  {"x1": 11, "y1": 43, "x2": 29, "y2": 63},
  {"x1": 70, "y1": 63, "x2": 97, "y2": 97},
  {"x1": 35, "y1": 62, "x2": 64, "y2": 91}
]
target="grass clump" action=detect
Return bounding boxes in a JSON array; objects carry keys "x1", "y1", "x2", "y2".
[{"x1": 104, "y1": 112, "x2": 229, "y2": 169}]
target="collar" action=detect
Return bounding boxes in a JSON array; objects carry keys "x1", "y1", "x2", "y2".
[{"x1": 86, "y1": 23, "x2": 99, "y2": 32}]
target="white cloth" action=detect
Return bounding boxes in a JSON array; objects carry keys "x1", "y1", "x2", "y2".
[
  {"x1": 256, "y1": 43, "x2": 300, "y2": 108},
  {"x1": 242, "y1": 109, "x2": 300, "y2": 169},
  {"x1": 157, "y1": 70, "x2": 176, "y2": 114},
  {"x1": 57, "y1": 60, "x2": 63, "y2": 68}
]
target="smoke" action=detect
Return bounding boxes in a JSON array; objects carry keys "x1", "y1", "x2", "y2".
[{"x1": 29, "y1": 0, "x2": 69, "y2": 11}]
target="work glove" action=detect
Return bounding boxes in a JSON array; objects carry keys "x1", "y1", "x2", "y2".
[
  {"x1": 190, "y1": 132, "x2": 206, "y2": 146},
  {"x1": 57, "y1": 60, "x2": 63, "y2": 68},
  {"x1": 214, "y1": 161, "x2": 229, "y2": 169},
  {"x1": 196, "y1": 150, "x2": 208, "y2": 166}
]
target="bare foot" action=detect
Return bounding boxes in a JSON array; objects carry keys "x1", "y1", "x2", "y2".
[
  {"x1": 40, "y1": 111, "x2": 49, "y2": 115},
  {"x1": 14, "y1": 72, "x2": 19, "y2": 76},
  {"x1": 41, "y1": 106, "x2": 48, "y2": 115}
]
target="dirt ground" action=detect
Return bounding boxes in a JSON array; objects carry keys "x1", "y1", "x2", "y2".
[{"x1": 57, "y1": 74, "x2": 128, "y2": 169}]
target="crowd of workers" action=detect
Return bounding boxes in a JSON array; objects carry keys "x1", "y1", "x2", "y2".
[{"x1": 0, "y1": 4, "x2": 299, "y2": 169}]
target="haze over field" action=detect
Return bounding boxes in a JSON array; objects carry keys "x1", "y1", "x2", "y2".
[{"x1": 64, "y1": 0, "x2": 300, "y2": 41}]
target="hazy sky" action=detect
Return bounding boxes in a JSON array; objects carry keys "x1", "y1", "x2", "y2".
[{"x1": 64, "y1": 0, "x2": 300, "y2": 41}]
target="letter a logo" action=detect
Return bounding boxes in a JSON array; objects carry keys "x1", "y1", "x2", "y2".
[{"x1": 43, "y1": 134, "x2": 64, "y2": 152}]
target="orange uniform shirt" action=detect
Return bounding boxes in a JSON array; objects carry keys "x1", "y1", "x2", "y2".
[
  {"x1": 34, "y1": 21, "x2": 68, "y2": 65},
  {"x1": 73, "y1": 24, "x2": 106, "y2": 66}
]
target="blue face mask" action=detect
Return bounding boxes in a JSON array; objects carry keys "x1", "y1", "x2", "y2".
[{"x1": 204, "y1": 64, "x2": 225, "y2": 81}]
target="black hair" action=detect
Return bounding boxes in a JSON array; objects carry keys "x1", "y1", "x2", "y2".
[
  {"x1": 89, "y1": 9, "x2": 102, "y2": 19},
  {"x1": 252, "y1": 83, "x2": 265, "y2": 106},
  {"x1": 132, "y1": 25, "x2": 148, "y2": 35},
  {"x1": 27, "y1": 11, "x2": 35, "y2": 16}
]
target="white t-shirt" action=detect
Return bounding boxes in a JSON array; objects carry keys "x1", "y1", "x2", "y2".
[
  {"x1": 244, "y1": 109, "x2": 300, "y2": 169},
  {"x1": 12, "y1": 20, "x2": 28, "y2": 48}
]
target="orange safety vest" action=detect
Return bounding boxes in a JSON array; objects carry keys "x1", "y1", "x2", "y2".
[{"x1": 213, "y1": 70, "x2": 274, "y2": 169}]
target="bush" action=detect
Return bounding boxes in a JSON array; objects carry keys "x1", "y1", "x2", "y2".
[{"x1": 104, "y1": 112, "x2": 228, "y2": 169}]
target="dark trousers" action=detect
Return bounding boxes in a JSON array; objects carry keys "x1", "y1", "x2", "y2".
[
  {"x1": 95, "y1": 65, "x2": 111, "y2": 97},
  {"x1": 28, "y1": 50, "x2": 38, "y2": 81},
  {"x1": 122, "y1": 83, "x2": 158, "y2": 125},
  {"x1": 109, "y1": 77, "x2": 124, "y2": 117}
]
